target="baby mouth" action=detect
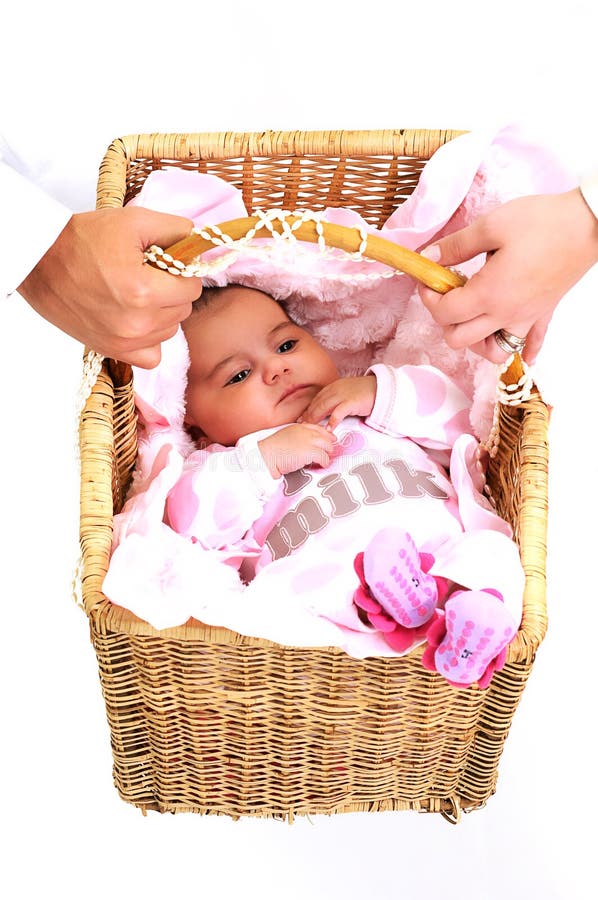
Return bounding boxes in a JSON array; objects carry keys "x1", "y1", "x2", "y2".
[{"x1": 279, "y1": 384, "x2": 312, "y2": 403}]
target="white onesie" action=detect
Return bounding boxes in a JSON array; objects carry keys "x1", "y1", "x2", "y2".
[{"x1": 163, "y1": 364, "x2": 522, "y2": 645}]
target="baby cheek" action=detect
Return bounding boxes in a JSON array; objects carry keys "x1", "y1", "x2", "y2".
[
  {"x1": 184, "y1": 386, "x2": 208, "y2": 429},
  {"x1": 307, "y1": 342, "x2": 339, "y2": 384},
  {"x1": 325, "y1": 358, "x2": 340, "y2": 382}
]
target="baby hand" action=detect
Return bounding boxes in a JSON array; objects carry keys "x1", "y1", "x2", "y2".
[
  {"x1": 258, "y1": 423, "x2": 337, "y2": 478},
  {"x1": 299, "y1": 376, "x2": 377, "y2": 431}
]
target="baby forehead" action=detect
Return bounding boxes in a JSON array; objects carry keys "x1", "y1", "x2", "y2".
[
  {"x1": 186, "y1": 286, "x2": 296, "y2": 333},
  {"x1": 196, "y1": 284, "x2": 287, "y2": 314},
  {"x1": 183, "y1": 288, "x2": 300, "y2": 356}
]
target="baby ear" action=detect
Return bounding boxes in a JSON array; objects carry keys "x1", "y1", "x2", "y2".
[{"x1": 185, "y1": 422, "x2": 210, "y2": 448}]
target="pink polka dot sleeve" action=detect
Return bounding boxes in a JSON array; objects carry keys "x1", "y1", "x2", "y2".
[
  {"x1": 166, "y1": 440, "x2": 281, "y2": 551},
  {"x1": 366, "y1": 364, "x2": 473, "y2": 450}
]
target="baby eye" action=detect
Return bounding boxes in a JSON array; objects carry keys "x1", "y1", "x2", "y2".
[
  {"x1": 277, "y1": 339, "x2": 297, "y2": 353},
  {"x1": 227, "y1": 369, "x2": 250, "y2": 385}
]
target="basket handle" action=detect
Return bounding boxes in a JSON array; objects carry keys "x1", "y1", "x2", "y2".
[
  {"x1": 149, "y1": 215, "x2": 467, "y2": 294},
  {"x1": 144, "y1": 215, "x2": 530, "y2": 408},
  {"x1": 151, "y1": 216, "x2": 530, "y2": 397}
]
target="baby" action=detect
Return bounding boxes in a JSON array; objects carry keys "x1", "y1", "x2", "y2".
[
  {"x1": 180, "y1": 283, "x2": 341, "y2": 474},
  {"x1": 165, "y1": 284, "x2": 521, "y2": 688}
]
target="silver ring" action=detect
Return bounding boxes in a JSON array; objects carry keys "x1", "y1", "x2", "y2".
[{"x1": 494, "y1": 328, "x2": 526, "y2": 354}]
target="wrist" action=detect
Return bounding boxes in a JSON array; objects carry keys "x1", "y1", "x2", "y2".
[
  {"x1": 573, "y1": 185, "x2": 598, "y2": 265},
  {"x1": 257, "y1": 438, "x2": 282, "y2": 479},
  {"x1": 580, "y1": 173, "x2": 598, "y2": 221},
  {"x1": 236, "y1": 432, "x2": 283, "y2": 489},
  {"x1": 1, "y1": 160, "x2": 72, "y2": 298}
]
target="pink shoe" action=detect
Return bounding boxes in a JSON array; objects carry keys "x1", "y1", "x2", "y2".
[
  {"x1": 353, "y1": 527, "x2": 448, "y2": 652},
  {"x1": 422, "y1": 588, "x2": 517, "y2": 689}
]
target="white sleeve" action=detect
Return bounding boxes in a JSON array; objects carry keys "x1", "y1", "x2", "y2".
[
  {"x1": 365, "y1": 363, "x2": 473, "y2": 450},
  {"x1": 0, "y1": 158, "x2": 72, "y2": 297},
  {"x1": 165, "y1": 435, "x2": 282, "y2": 551}
]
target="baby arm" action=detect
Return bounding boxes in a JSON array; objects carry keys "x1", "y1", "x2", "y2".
[
  {"x1": 366, "y1": 364, "x2": 472, "y2": 449},
  {"x1": 298, "y1": 375, "x2": 377, "y2": 431},
  {"x1": 166, "y1": 444, "x2": 281, "y2": 550},
  {"x1": 258, "y1": 423, "x2": 337, "y2": 478},
  {"x1": 298, "y1": 367, "x2": 470, "y2": 449}
]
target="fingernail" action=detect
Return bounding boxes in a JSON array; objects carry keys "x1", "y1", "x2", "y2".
[{"x1": 421, "y1": 244, "x2": 440, "y2": 262}]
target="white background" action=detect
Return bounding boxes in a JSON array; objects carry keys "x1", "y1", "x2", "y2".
[{"x1": 1, "y1": 3, "x2": 597, "y2": 898}]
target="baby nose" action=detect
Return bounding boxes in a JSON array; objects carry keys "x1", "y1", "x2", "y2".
[{"x1": 264, "y1": 355, "x2": 290, "y2": 383}]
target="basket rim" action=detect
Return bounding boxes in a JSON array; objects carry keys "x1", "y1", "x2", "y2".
[
  {"x1": 95, "y1": 127, "x2": 468, "y2": 210},
  {"x1": 105, "y1": 126, "x2": 468, "y2": 161}
]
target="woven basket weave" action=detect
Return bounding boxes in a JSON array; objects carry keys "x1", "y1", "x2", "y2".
[{"x1": 79, "y1": 129, "x2": 549, "y2": 822}]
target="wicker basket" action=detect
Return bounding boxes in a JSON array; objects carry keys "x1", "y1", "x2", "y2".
[{"x1": 79, "y1": 129, "x2": 549, "y2": 823}]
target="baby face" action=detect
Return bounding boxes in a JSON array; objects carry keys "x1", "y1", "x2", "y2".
[{"x1": 183, "y1": 286, "x2": 339, "y2": 445}]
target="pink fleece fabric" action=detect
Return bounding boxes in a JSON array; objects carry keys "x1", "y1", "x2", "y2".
[{"x1": 102, "y1": 123, "x2": 573, "y2": 641}]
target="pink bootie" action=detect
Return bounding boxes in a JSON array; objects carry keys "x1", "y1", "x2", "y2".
[
  {"x1": 422, "y1": 588, "x2": 517, "y2": 689},
  {"x1": 353, "y1": 527, "x2": 448, "y2": 653}
]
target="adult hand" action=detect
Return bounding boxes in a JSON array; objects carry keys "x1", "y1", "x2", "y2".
[
  {"x1": 18, "y1": 206, "x2": 200, "y2": 368},
  {"x1": 418, "y1": 189, "x2": 598, "y2": 363}
]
